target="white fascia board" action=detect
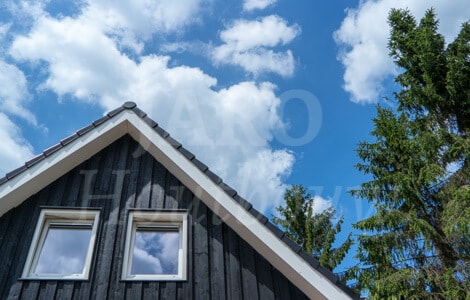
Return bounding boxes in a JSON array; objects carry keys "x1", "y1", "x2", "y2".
[
  {"x1": 125, "y1": 113, "x2": 352, "y2": 300},
  {"x1": 0, "y1": 114, "x2": 129, "y2": 217}
]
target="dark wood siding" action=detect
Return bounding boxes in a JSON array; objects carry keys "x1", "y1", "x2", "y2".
[{"x1": 0, "y1": 135, "x2": 309, "y2": 300}]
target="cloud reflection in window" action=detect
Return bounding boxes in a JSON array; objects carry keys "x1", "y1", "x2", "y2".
[
  {"x1": 131, "y1": 229, "x2": 179, "y2": 275},
  {"x1": 35, "y1": 227, "x2": 92, "y2": 274}
]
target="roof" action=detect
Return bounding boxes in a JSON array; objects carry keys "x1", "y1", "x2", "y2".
[{"x1": 0, "y1": 102, "x2": 359, "y2": 299}]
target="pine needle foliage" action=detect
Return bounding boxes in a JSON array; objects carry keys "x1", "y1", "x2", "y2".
[
  {"x1": 349, "y1": 8, "x2": 470, "y2": 299},
  {"x1": 273, "y1": 185, "x2": 353, "y2": 271}
]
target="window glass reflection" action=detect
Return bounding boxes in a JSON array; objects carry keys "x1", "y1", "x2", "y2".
[
  {"x1": 35, "y1": 227, "x2": 92, "y2": 274},
  {"x1": 131, "y1": 229, "x2": 179, "y2": 275}
]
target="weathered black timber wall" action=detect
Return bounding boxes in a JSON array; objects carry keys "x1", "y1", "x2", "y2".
[{"x1": 0, "y1": 135, "x2": 308, "y2": 300}]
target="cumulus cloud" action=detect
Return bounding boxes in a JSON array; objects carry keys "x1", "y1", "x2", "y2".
[
  {"x1": 35, "y1": 227, "x2": 91, "y2": 274},
  {"x1": 8, "y1": 3, "x2": 295, "y2": 212},
  {"x1": 212, "y1": 15, "x2": 300, "y2": 77},
  {"x1": 132, "y1": 247, "x2": 163, "y2": 274},
  {"x1": 0, "y1": 113, "x2": 34, "y2": 176},
  {"x1": 334, "y1": 0, "x2": 470, "y2": 103},
  {"x1": 312, "y1": 195, "x2": 333, "y2": 216},
  {"x1": 133, "y1": 231, "x2": 179, "y2": 274},
  {"x1": 243, "y1": 0, "x2": 277, "y2": 12},
  {"x1": 0, "y1": 60, "x2": 37, "y2": 124}
]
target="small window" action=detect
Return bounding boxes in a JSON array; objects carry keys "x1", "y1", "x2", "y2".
[
  {"x1": 22, "y1": 209, "x2": 100, "y2": 280},
  {"x1": 122, "y1": 211, "x2": 188, "y2": 281}
]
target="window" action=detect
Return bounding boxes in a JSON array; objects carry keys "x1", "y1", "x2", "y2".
[
  {"x1": 122, "y1": 210, "x2": 188, "y2": 281},
  {"x1": 22, "y1": 209, "x2": 100, "y2": 280}
]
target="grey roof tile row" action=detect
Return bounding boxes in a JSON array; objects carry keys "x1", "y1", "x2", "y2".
[{"x1": 0, "y1": 101, "x2": 359, "y2": 299}]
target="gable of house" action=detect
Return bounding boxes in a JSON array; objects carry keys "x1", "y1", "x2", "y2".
[{"x1": 0, "y1": 102, "x2": 359, "y2": 299}]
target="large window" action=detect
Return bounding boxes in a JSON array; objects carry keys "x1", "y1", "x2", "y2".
[
  {"x1": 122, "y1": 210, "x2": 188, "y2": 281},
  {"x1": 22, "y1": 209, "x2": 100, "y2": 280}
]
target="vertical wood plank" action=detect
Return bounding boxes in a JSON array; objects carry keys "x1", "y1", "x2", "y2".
[
  {"x1": 142, "y1": 281, "x2": 159, "y2": 300},
  {"x1": 239, "y1": 239, "x2": 259, "y2": 300},
  {"x1": 0, "y1": 211, "x2": 12, "y2": 255},
  {"x1": 54, "y1": 281, "x2": 75, "y2": 300},
  {"x1": 209, "y1": 210, "x2": 226, "y2": 300},
  {"x1": 159, "y1": 282, "x2": 177, "y2": 300},
  {"x1": 0, "y1": 210, "x2": 12, "y2": 295},
  {"x1": 125, "y1": 282, "x2": 142, "y2": 300},
  {"x1": 135, "y1": 151, "x2": 154, "y2": 209},
  {"x1": 192, "y1": 197, "x2": 210, "y2": 300},
  {"x1": 164, "y1": 174, "x2": 181, "y2": 210},
  {"x1": 177, "y1": 188, "x2": 194, "y2": 300},
  {"x1": 223, "y1": 224, "x2": 242, "y2": 300},
  {"x1": 19, "y1": 281, "x2": 40, "y2": 300},
  {"x1": 271, "y1": 268, "x2": 291, "y2": 300},
  {"x1": 37, "y1": 281, "x2": 58, "y2": 299},
  {"x1": 150, "y1": 160, "x2": 166, "y2": 210},
  {"x1": 255, "y1": 253, "x2": 275, "y2": 300}
]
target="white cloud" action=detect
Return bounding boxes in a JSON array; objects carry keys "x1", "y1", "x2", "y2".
[
  {"x1": 0, "y1": 60, "x2": 37, "y2": 124},
  {"x1": 10, "y1": 15, "x2": 134, "y2": 103},
  {"x1": 0, "y1": 23, "x2": 11, "y2": 39},
  {"x1": 334, "y1": 0, "x2": 470, "y2": 103},
  {"x1": 0, "y1": 113, "x2": 34, "y2": 176},
  {"x1": 243, "y1": 0, "x2": 277, "y2": 12},
  {"x1": 86, "y1": 0, "x2": 205, "y2": 52},
  {"x1": 212, "y1": 15, "x2": 300, "y2": 77},
  {"x1": 312, "y1": 195, "x2": 333, "y2": 216},
  {"x1": 132, "y1": 247, "x2": 163, "y2": 274},
  {"x1": 8, "y1": 5, "x2": 295, "y2": 213},
  {"x1": 237, "y1": 149, "x2": 294, "y2": 212}
]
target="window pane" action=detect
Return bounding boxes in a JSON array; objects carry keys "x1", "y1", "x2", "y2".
[
  {"x1": 131, "y1": 229, "x2": 179, "y2": 275},
  {"x1": 34, "y1": 227, "x2": 92, "y2": 274}
]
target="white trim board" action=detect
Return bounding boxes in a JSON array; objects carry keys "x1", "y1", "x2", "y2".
[{"x1": 0, "y1": 108, "x2": 354, "y2": 299}]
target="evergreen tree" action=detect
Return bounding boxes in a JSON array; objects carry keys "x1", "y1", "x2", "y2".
[
  {"x1": 273, "y1": 185, "x2": 352, "y2": 271},
  {"x1": 350, "y1": 8, "x2": 470, "y2": 299}
]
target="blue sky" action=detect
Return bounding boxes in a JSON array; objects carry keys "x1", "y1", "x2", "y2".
[{"x1": 1, "y1": 0, "x2": 468, "y2": 273}]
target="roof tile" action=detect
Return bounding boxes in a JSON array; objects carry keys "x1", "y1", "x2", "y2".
[
  {"x1": 6, "y1": 165, "x2": 27, "y2": 180},
  {"x1": 25, "y1": 153, "x2": 46, "y2": 167},
  {"x1": 336, "y1": 281, "x2": 360, "y2": 299},
  {"x1": 43, "y1": 143, "x2": 63, "y2": 157},
  {"x1": 165, "y1": 135, "x2": 182, "y2": 149},
  {"x1": 77, "y1": 124, "x2": 95, "y2": 136},
  {"x1": 60, "y1": 133, "x2": 79, "y2": 146},
  {"x1": 233, "y1": 195, "x2": 252, "y2": 210},
  {"x1": 191, "y1": 158, "x2": 208, "y2": 172},
  {"x1": 248, "y1": 206, "x2": 268, "y2": 224},
  {"x1": 132, "y1": 107, "x2": 147, "y2": 118},
  {"x1": 122, "y1": 101, "x2": 137, "y2": 109},
  {"x1": 299, "y1": 251, "x2": 320, "y2": 268},
  {"x1": 316, "y1": 265, "x2": 339, "y2": 284},
  {"x1": 107, "y1": 106, "x2": 125, "y2": 117},
  {"x1": 219, "y1": 182, "x2": 237, "y2": 197},
  {"x1": 264, "y1": 221, "x2": 285, "y2": 239},
  {"x1": 204, "y1": 169, "x2": 222, "y2": 185},
  {"x1": 154, "y1": 126, "x2": 169, "y2": 138},
  {"x1": 92, "y1": 115, "x2": 109, "y2": 127},
  {"x1": 281, "y1": 235, "x2": 302, "y2": 253},
  {"x1": 178, "y1": 146, "x2": 195, "y2": 161},
  {"x1": 143, "y1": 116, "x2": 158, "y2": 128}
]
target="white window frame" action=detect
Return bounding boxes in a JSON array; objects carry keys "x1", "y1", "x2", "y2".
[
  {"x1": 122, "y1": 210, "x2": 188, "y2": 281},
  {"x1": 21, "y1": 208, "x2": 100, "y2": 280}
]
